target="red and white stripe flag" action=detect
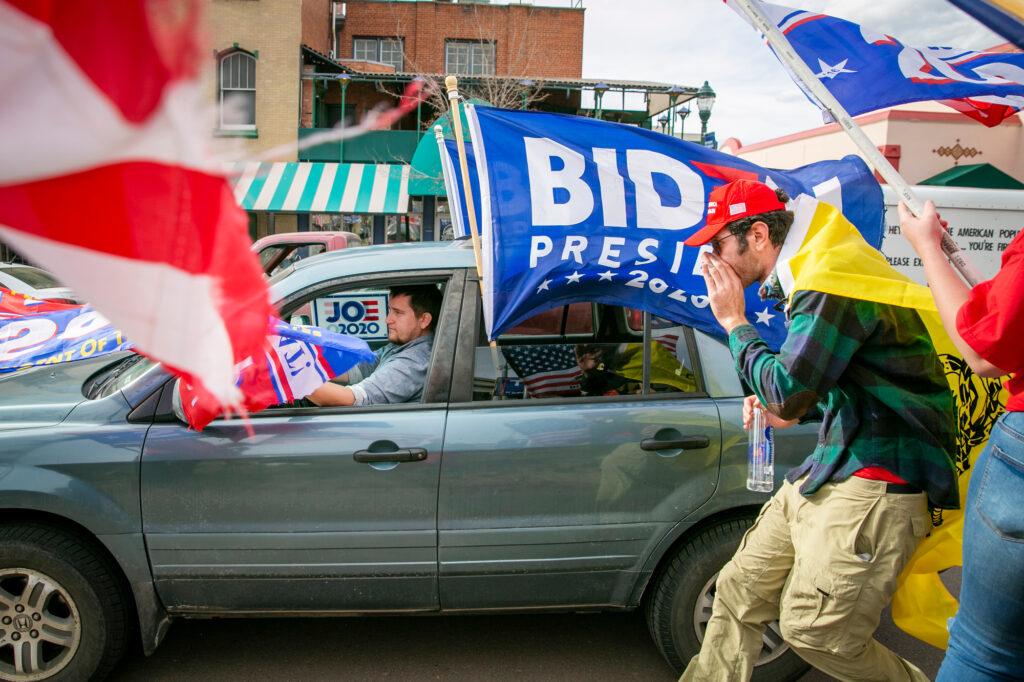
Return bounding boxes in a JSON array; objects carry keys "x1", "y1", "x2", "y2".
[{"x1": 0, "y1": 0, "x2": 272, "y2": 405}]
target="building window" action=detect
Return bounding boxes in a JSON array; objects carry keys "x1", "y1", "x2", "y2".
[
  {"x1": 445, "y1": 40, "x2": 495, "y2": 76},
  {"x1": 352, "y1": 37, "x2": 404, "y2": 70},
  {"x1": 219, "y1": 50, "x2": 256, "y2": 130}
]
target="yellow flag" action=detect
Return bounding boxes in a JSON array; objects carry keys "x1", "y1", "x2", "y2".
[{"x1": 779, "y1": 196, "x2": 1005, "y2": 648}]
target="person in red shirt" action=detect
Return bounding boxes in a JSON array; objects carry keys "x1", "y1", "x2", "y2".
[{"x1": 901, "y1": 201, "x2": 1023, "y2": 681}]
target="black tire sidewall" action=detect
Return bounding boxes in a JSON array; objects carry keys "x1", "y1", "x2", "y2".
[
  {"x1": 667, "y1": 524, "x2": 742, "y2": 666},
  {"x1": 649, "y1": 519, "x2": 809, "y2": 682},
  {"x1": 2, "y1": 539, "x2": 111, "y2": 682}
]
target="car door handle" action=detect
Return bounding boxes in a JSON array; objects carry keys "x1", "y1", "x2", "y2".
[
  {"x1": 353, "y1": 448, "x2": 428, "y2": 463},
  {"x1": 640, "y1": 436, "x2": 710, "y2": 451}
]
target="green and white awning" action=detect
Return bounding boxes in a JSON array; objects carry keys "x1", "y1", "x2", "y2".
[{"x1": 230, "y1": 162, "x2": 410, "y2": 214}]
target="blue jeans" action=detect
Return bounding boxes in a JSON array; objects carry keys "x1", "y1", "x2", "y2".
[{"x1": 937, "y1": 411, "x2": 1024, "y2": 681}]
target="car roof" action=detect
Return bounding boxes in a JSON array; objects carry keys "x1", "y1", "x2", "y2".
[
  {"x1": 251, "y1": 231, "x2": 356, "y2": 249},
  {"x1": 271, "y1": 239, "x2": 477, "y2": 298}
]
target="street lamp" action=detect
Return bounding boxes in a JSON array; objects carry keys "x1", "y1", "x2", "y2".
[
  {"x1": 666, "y1": 84, "x2": 684, "y2": 136},
  {"x1": 677, "y1": 104, "x2": 690, "y2": 140},
  {"x1": 658, "y1": 114, "x2": 670, "y2": 133},
  {"x1": 592, "y1": 82, "x2": 609, "y2": 120},
  {"x1": 335, "y1": 73, "x2": 351, "y2": 161},
  {"x1": 519, "y1": 79, "x2": 536, "y2": 110},
  {"x1": 695, "y1": 80, "x2": 716, "y2": 147}
]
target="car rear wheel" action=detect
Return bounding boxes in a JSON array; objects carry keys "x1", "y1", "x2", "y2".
[
  {"x1": 0, "y1": 524, "x2": 129, "y2": 681},
  {"x1": 645, "y1": 518, "x2": 809, "y2": 681}
]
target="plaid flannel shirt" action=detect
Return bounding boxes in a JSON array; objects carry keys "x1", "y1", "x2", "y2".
[{"x1": 729, "y1": 275, "x2": 960, "y2": 510}]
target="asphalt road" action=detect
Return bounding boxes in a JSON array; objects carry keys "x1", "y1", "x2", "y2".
[{"x1": 112, "y1": 569, "x2": 958, "y2": 682}]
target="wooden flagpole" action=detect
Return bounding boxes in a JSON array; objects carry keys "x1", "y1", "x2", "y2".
[
  {"x1": 732, "y1": 0, "x2": 981, "y2": 286},
  {"x1": 445, "y1": 76, "x2": 486, "y2": 281},
  {"x1": 445, "y1": 76, "x2": 502, "y2": 368}
]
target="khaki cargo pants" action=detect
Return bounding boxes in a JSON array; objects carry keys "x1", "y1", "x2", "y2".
[{"x1": 680, "y1": 476, "x2": 933, "y2": 682}]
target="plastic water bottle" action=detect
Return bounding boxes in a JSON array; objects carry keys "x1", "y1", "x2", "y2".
[{"x1": 747, "y1": 407, "x2": 775, "y2": 493}]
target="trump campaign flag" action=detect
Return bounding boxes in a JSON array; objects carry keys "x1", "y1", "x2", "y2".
[
  {"x1": 727, "y1": 0, "x2": 1024, "y2": 126},
  {"x1": 0, "y1": 1, "x2": 272, "y2": 406},
  {"x1": 464, "y1": 105, "x2": 884, "y2": 346},
  {"x1": 179, "y1": 320, "x2": 375, "y2": 431},
  {"x1": 0, "y1": 288, "x2": 131, "y2": 371}
]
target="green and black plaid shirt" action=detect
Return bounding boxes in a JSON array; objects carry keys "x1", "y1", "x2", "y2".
[{"x1": 729, "y1": 276, "x2": 960, "y2": 510}]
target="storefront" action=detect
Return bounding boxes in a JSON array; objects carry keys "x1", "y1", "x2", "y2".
[{"x1": 229, "y1": 161, "x2": 417, "y2": 244}]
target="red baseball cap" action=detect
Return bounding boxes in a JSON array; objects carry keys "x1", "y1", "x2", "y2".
[{"x1": 683, "y1": 179, "x2": 786, "y2": 247}]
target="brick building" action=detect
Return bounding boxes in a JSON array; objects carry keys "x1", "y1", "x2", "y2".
[{"x1": 209, "y1": 1, "x2": 697, "y2": 245}]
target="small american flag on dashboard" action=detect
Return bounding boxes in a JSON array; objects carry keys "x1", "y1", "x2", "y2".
[{"x1": 502, "y1": 345, "x2": 582, "y2": 398}]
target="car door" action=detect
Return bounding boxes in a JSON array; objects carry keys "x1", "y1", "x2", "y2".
[
  {"x1": 140, "y1": 270, "x2": 463, "y2": 614},
  {"x1": 437, "y1": 276, "x2": 722, "y2": 609}
]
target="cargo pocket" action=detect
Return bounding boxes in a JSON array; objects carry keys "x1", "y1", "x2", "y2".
[{"x1": 779, "y1": 553, "x2": 874, "y2": 657}]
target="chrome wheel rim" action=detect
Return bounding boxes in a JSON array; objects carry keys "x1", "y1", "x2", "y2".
[
  {"x1": 0, "y1": 568, "x2": 81, "y2": 681},
  {"x1": 693, "y1": 572, "x2": 789, "y2": 666}
]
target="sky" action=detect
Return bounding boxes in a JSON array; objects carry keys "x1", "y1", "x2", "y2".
[{"x1": 580, "y1": 0, "x2": 1004, "y2": 146}]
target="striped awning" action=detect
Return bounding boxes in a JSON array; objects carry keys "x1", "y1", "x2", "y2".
[{"x1": 229, "y1": 162, "x2": 410, "y2": 214}]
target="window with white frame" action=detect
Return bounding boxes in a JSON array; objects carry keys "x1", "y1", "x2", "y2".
[
  {"x1": 352, "y1": 37, "x2": 404, "y2": 70},
  {"x1": 219, "y1": 50, "x2": 256, "y2": 130},
  {"x1": 445, "y1": 40, "x2": 495, "y2": 76}
]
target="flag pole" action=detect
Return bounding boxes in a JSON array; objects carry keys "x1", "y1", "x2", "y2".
[
  {"x1": 445, "y1": 76, "x2": 502, "y2": 367},
  {"x1": 731, "y1": 0, "x2": 981, "y2": 286},
  {"x1": 433, "y1": 124, "x2": 461, "y2": 240},
  {"x1": 446, "y1": 76, "x2": 486, "y2": 281}
]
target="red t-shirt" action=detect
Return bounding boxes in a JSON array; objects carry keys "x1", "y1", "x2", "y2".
[{"x1": 956, "y1": 229, "x2": 1024, "y2": 412}]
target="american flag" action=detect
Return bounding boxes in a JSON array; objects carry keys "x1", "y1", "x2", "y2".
[
  {"x1": 502, "y1": 345, "x2": 582, "y2": 398},
  {"x1": 361, "y1": 300, "x2": 380, "y2": 322}
]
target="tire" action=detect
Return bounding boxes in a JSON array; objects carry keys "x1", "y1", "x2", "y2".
[
  {"x1": 0, "y1": 524, "x2": 130, "y2": 681},
  {"x1": 646, "y1": 518, "x2": 809, "y2": 682}
]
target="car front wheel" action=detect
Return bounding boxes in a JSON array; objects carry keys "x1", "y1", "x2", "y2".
[
  {"x1": 0, "y1": 524, "x2": 129, "y2": 681},
  {"x1": 646, "y1": 518, "x2": 809, "y2": 681}
]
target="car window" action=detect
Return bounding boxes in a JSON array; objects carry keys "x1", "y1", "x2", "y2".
[
  {"x1": 84, "y1": 353, "x2": 158, "y2": 399},
  {"x1": 278, "y1": 278, "x2": 450, "y2": 406},
  {"x1": 267, "y1": 244, "x2": 327, "y2": 277},
  {"x1": 3, "y1": 265, "x2": 61, "y2": 289},
  {"x1": 471, "y1": 304, "x2": 698, "y2": 402}
]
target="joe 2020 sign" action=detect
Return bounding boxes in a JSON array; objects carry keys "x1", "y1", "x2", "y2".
[{"x1": 312, "y1": 292, "x2": 389, "y2": 341}]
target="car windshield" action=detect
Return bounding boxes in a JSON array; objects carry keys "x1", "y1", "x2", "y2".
[
  {"x1": 4, "y1": 265, "x2": 62, "y2": 289},
  {"x1": 83, "y1": 353, "x2": 158, "y2": 400}
]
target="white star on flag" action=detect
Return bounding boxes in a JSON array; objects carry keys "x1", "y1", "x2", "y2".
[
  {"x1": 815, "y1": 58, "x2": 855, "y2": 80},
  {"x1": 566, "y1": 271, "x2": 583, "y2": 284},
  {"x1": 755, "y1": 308, "x2": 775, "y2": 326},
  {"x1": 537, "y1": 278, "x2": 552, "y2": 293},
  {"x1": 598, "y1": 270, "x2": 616, "y2": 281}
]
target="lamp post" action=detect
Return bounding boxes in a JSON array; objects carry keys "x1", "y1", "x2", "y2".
[
  {"x1": 666, "y1": 84, "x2": 684, "y2": 137},
  {"x1": 519, "y1": 78, "x2": 535, "y2": 110},
  {"x1": 677, "y1": 104, "x2": 690, "y2": 140},
  {"x1": 695, "y1": 80, "x2": 716, "y2": 147},
  {"x1": 335, "y1": 73, "x2": 351, "y2": 161},
  {"x1": 658, "y1": 114, "x2": 670, "y2": 133},
  {"x1": 592, "y1": 82, "x2": 609, "y2": 120}
]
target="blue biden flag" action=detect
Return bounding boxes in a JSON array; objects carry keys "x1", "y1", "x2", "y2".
[{"x1": 464, "y1": 105, "x2": 883, "y2": 346}]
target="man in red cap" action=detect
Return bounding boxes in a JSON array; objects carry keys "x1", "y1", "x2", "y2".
[{"x1": 679, "y1": 180, "x2": 956, "y2": 681}]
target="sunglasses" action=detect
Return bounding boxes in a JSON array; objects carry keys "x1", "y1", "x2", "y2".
[{"x1": 709, "y1": 231, "x2": 741, "y2": 255}]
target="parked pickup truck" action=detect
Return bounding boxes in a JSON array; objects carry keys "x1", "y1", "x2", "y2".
[{"x1": 251, "y1": 231, "x2": 362, "y2": 275}]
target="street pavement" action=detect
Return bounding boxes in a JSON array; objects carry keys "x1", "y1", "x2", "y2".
[{"x1": 113, "y1": 569, "x2": 958, "y2": 681}]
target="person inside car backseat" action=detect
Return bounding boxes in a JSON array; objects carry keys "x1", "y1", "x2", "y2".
[
  {"x1": 308, "y1": 285, "x2": 441, "y2": 407},
  {"x1": 900, "y1": 201, "x2": 1024, "y2": 682},
  {"x1": 680, "y1": 179, "x2": 957, "y2": 682}
]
